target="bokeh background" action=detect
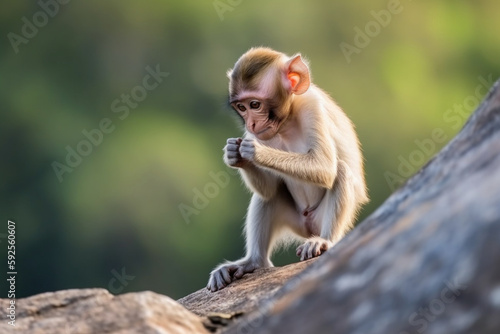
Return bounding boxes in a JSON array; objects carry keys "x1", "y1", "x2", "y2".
[{"x1": 1, "y1": 0, "x2": 499, "y2": 299}]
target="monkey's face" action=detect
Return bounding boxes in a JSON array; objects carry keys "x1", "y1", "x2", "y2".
[
  {"x1": 231, "y1": 97, "x2": 283, "y2": 140},
  {"x1": 227, "y1": 48, "x2": 310, "y2": 141}
]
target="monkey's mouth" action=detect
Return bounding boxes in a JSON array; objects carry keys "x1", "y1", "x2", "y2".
[
  {"x1": 255, "y1": 126, "x2": 278, "y2": 139},
  {"x1": 255, "y1": 127, "x2": 271, "y2": 135}
]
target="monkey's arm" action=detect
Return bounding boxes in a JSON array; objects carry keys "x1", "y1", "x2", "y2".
[
  {"x1": 241, "y1": 139, "x2": 337, "y2": 189},
  {"x1": 224, "y1": 137, "x2": 280, "y2": 199},
  {"x1": 240, "y1": 164, "x2": 280, "y2": 200}
]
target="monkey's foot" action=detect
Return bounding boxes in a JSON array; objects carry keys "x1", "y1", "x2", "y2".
[
  {"x1": 296, "y1": 237, "x2": 334, "y2": 261},
  {"x1": 207, "y1": 259, "x2": 267, "y2": 292}
]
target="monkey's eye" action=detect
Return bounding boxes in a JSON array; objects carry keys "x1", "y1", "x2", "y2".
[
  {"x1": 236, "y1": 104, "x2": 246, "y2": 112},
  {"x1": 249, "y1": 101, "x2": 261, "y2": 109}
]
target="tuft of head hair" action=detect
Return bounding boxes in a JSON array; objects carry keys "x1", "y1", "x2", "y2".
[{"x1": 228, "y1": 47, "x2": 284, "y2": 98}]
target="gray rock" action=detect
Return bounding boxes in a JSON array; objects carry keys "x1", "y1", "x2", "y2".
[
  {"x1": 0, "y1": 289, "x2": 208, "y2": 334},
  {"x1": 178, "y1": 260, "x2": 314, "y2": 316}
]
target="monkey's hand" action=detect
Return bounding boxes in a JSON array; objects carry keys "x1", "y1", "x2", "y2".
[
  {"x1": 239, "y1": 138, "x2": 257, "y2": 162},
  {"x1": 224, "y1": 138, "x2": 249, "y2": 168},
  {"x1": 207, "y1": 258, "x2": 269, "y2": 292},
  {"x1": 296, "y1": 237, "x2": 334, "y2": 261}
]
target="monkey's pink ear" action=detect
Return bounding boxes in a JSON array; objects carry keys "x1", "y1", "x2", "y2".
[{"x1": 285, "y1": 55, "x2": 310, "y2": 95}]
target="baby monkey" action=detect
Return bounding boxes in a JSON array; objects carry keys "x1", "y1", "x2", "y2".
[{"x1": 207, "y1": 47, "x2": 368, "y2": 292}]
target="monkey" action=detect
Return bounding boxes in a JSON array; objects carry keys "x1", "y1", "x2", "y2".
[{"x1": 207, "y1": 47, "x2": 368, "y2": 292}]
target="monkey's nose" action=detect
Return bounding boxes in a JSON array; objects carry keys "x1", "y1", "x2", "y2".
[{"x1": 248, "y1": 122, "x2": 256, "y2": 133}]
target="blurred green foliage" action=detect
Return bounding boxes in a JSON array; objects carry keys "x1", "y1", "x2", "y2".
[{"x1": 1, "y1": 0, "x2": 499, "y2": 299}]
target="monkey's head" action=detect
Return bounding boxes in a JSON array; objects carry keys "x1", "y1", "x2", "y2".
[{"x1": 227, "y1": 47, "x2": 311, "y2": 141}]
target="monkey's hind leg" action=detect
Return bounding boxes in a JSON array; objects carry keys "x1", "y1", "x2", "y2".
[
  {"x1": 207, "y1": 193, "x2": 294, "y2": 292},
  {"x1": 296, "y1": 162, "x2": 360, "y2": 261}
]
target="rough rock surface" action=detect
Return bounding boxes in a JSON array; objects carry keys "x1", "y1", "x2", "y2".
[
  {"x1": 178, "y1": 259, "x2": 314, "y2": 317},
  {"x1": 0, "y1": 289, "x2": 208, "y2": 334}
]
